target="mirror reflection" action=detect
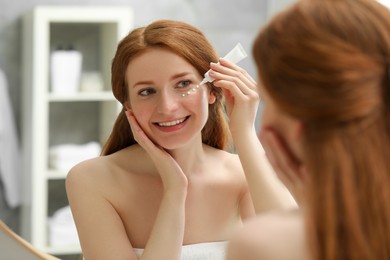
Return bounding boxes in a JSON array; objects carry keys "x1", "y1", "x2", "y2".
[{"x1": 0, "y1": 1, "x2": 296, "y2": 259}]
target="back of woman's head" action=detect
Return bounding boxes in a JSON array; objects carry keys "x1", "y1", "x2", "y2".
[
  {"x1": 102, "y1": 20, "x2": 231, "y2": 155},
  {"x1": 253, "y1": 0, "x2": 390, "y2": 259}
]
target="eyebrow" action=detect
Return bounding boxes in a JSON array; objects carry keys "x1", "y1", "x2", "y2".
[{"x1": 132, "y1": 72, "x2": 194, "y2": 88}]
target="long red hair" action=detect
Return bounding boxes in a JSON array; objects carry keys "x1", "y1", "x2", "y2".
[{"x1": 253, "y1": 0, "x2": 390, "y2": 259}]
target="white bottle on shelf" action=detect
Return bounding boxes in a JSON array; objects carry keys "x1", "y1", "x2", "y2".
[{"x1": 50, "y1": 47, "x2": 82, "y2": 94}]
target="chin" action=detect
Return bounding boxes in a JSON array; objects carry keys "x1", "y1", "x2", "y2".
[{"x1": 157, "y1": 136, "x2": 196, "y2": 151}]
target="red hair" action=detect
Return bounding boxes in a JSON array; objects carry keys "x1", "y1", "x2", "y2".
[{"x1": 253, "y1": 0, "x2": 390, "y2": 259}]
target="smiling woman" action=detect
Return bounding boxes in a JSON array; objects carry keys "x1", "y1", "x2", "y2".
[
  {"x1": 65, "y1": 19, "x2": 294, "y2": 260},
  {"x1": 126, "y1": 48, "x2": 215, "y2": 149}
]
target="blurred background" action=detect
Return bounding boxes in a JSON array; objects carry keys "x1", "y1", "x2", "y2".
[{"x1": 0, "y1": 0, "x2": 295, "y2": 259}]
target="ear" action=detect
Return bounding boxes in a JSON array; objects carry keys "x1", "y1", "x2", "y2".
[{"x1": 208, "y1": 91, "x2": 216, "y2": 104}]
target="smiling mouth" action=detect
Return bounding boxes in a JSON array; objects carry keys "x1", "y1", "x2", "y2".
[{"x1": 155, "y1": 116, "x2": 189, "y2": 127}]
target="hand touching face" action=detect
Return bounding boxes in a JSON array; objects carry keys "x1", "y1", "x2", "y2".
[{"x1": 258, "y1": 88, "x2": 307, "y2": 205}]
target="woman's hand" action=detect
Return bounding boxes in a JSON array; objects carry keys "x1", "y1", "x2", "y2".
[
  {"x1": 259, "y1": 128, "x2": 306, "y2": 206},
  {"x1": 210, "y1": 59, "x2": 297, "y2": 212},
  {"x1": 125, "y1": 110, "x2": 188, "y2": 193},
  {"x1": 125, "y1": 109, "x2": 187, "y2": 259},
  {"x1": 209, "y1": 58, "x2": 259, "y2": 136}
]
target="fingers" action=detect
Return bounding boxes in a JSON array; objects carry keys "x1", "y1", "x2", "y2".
[
  {"x1": 125, "y1": 110, "x2": 163, "y2": 154},
  {"x1": 259, "y1": 128, "x2": 305, "y2": 203},
  {"x1": 219, "y1": 57, "x2": 256, "y2": 85},
  {"x1": 211, "y1": 58, "x2": 256, "y2": 87},
  {"x1": 260, "y1": 129, "x2": 301, "y2": 180},
  {"x1": 209, "y1": 59, "x2": 258, "y2": 101},
  {"x1": 208, "y1": 58, "x2": 260, "y2": 136},
  {"x1": 125, "y1": 110, "x2": 144, "y2": 142}
]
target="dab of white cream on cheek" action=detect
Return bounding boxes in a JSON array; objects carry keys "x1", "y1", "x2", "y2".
[
  {"x1": 180, "y1": 42, "x2": 248, "y2": 98},
  {"x1": 180, "y1": 84, "x2": 200, "y2": 97}
]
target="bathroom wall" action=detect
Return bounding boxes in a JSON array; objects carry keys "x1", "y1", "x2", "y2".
[{"x1": 0, "y1": 0, "x2": 295, "y2": 232}]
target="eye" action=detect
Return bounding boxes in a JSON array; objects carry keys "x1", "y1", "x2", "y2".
[
  {"x1": 138, "y1": 88, "x2": 156, "y2": 96},
  {"x1": 177, "y1": 80, "x2": 192, "y2": 89}
]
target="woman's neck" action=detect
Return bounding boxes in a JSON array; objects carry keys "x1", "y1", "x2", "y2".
[{"x1": 166, "y1": 139, "x2": 208, "y2": 176}]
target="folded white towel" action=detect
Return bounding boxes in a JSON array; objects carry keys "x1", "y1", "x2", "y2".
[
  {"x1": 49, "y1": 142, "x2": 101, "y2": 171},
  {"x1": 48, "y1": 206, "x2": 79, "y2": 247},
  {"x1": 134, "y1": 241, "x2": 228, "y2": 260}
]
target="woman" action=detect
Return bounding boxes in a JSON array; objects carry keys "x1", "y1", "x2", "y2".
[
  {"x1": 66, "y1": 20, "x2": 293, "y2": 259},
  {"x1": 226, "y1": 0, "x2": 390, "y2": 259}
]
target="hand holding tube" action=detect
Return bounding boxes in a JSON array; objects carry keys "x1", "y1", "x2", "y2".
[
  {"x1": 209, "y1": 57, "x2": 259, "y2": 136},
  {"x1": 180, "y1": 43, "x2": 248, "y2": 97},
  {"x1": 200, "y1": 43, "x2": 248, "y2": 86}
]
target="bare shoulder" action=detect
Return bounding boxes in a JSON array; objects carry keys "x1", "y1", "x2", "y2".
[
  {"x1": 66, "y1": 156, "x2": 106, "y2": 189},
  {"x1": 66, "y1": 152, "x2": 114, "y2": 190},
  {"x1": 66, "y1": 144, "x2": 151, "y2": 194},
  {"x1": 65, "y1": 146, "x2": 150, "y2": 259},
  {"x1": 227, "y1": 210, "x2": 308, "y2": 260}
]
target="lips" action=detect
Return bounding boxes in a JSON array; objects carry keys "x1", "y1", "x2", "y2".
[{"x1": 154, "y1": 116, "x2": 189, "y2": 127}]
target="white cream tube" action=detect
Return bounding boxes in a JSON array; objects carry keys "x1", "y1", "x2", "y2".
[{"x1": 200, "y1": 42, "x2": 248, "y2": 85}]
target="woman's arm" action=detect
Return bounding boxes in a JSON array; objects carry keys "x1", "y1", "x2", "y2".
[
  {"x1": 233, "y1": 128, "x2": 296, "y2": 213},
  {"x1": 210, "y1": 59, "x2": 296, "y2": 214},
  {"x1": 66, "y1": 162, "x2": 136, "y2": 259},
  {"x1": 66, "y1": 157, "x2": 186, "y2": 260},
  {"x1": 66, "y1": 111, "x2": 188, "y2": 260},
  {"x1": 227, "y1": 210, "x2": 307, "y2": 260},
  {"x1": 125, "y1": 110, "x2": 188, "y2": 260}
]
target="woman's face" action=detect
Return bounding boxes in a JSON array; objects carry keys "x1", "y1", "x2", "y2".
[{"x1": 126, "y1": 48, "x2": 216, "y2": 150}]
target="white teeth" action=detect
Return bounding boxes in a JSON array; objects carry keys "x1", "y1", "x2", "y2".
[{"x1": 157, "y1": 118, "x2": 186, "y2": 127}]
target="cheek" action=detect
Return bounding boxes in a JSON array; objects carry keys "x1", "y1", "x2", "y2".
[
  {"x1": 184, "y1": 89, "x2": 208, "y2": 109},
  {"x1": 130, "y1": 101, "x2": 152, "y2": 127}
]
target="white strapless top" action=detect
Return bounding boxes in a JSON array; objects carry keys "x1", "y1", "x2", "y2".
[{"x1": 133, "y1": 241, "x2": 228, "y2": 259}]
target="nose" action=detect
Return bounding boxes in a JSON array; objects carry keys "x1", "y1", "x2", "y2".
[{"x1": 156, "y1": 89, "x2": 180, "y2": 114}]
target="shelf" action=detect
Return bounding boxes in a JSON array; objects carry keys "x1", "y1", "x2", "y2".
[
  {"x1": 47, "y1": 169, "x2": 68, "y2": 180},
  {"x1": 21, "y1": 5, "x2": 133, "y2": 255},
  {"x1": 48, "y1": 91, "x2": 117, "y2": 102}
]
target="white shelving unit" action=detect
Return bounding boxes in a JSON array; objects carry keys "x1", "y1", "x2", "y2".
[{"x1": 21, "y1": 6, "x2": 133, "y2": 256}]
